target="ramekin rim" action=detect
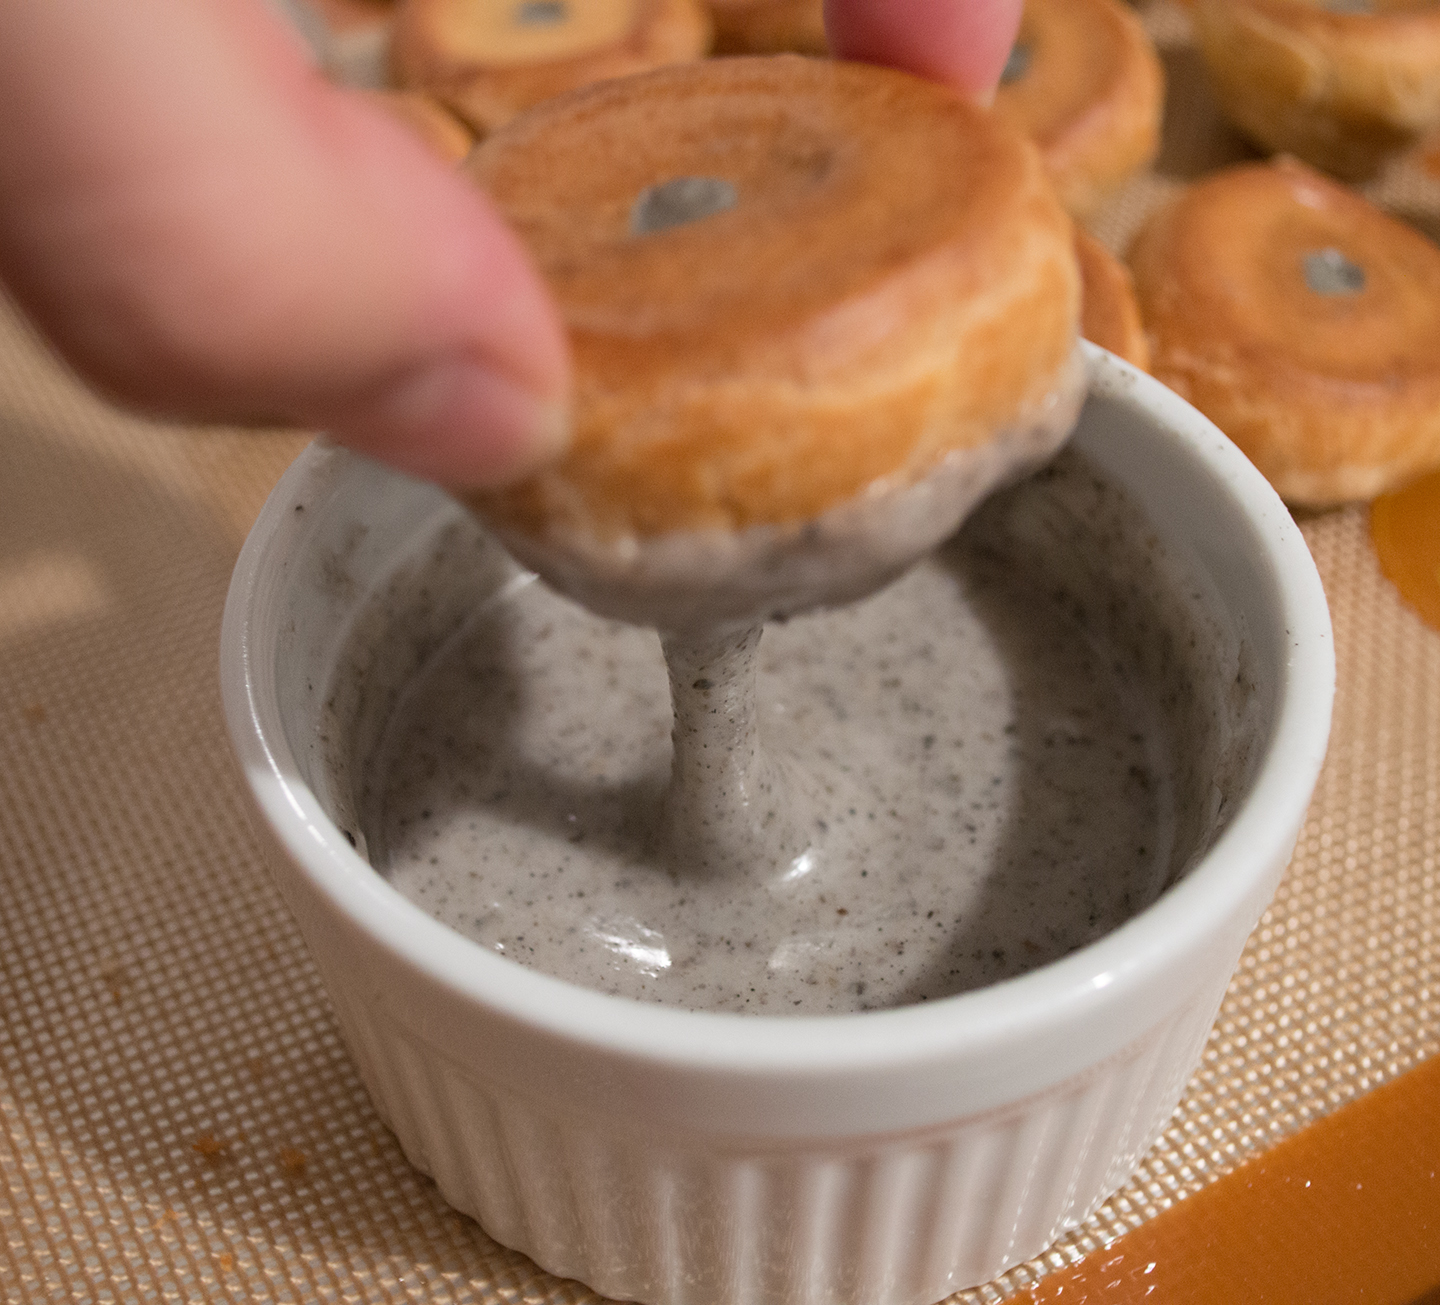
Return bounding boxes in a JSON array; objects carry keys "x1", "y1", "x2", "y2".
[{"x1": 219, "y1": 349, "x2": 1334, "y2": 1075}]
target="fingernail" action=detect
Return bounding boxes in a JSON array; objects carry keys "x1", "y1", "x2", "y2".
[{"x1": 339, "y1": 357, "x2": 570, "y2": 490}]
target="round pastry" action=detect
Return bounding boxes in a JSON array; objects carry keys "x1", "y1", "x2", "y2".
[
  {"x1": 363, "y1": 88, "x2": 475, "y2": 162},
  {"x1": 1075, "y1": 228, "x2": 1149, "y2": 370},
  {"x1": 1193, "y1": 0, "x2": 1440, "y2": 181},
  {"x1": 391, "y1": 0, "x2": 711, "y2": 137},
  {"x1": 463, "y1": 55, "x2": 1084, "y2": 629},
  {"x1": 991, "y1": 0, "x2": 1164, "y2": 220},
  {"x1": 1129, "y1": 157, "x2": 1440, "y2": 507},
  {"x1": 312, "y1": 0, "x2": 395, "y2": 28},
  {"x1": 705, "y1": 0, "x2": 826, "y2": 55}
]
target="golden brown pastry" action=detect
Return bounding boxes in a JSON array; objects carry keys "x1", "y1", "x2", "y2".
[
  {"x1": 1130, "y1": 157, "x2": 1440, "y2": 506},
  {"x1": 992, "y1": 0, "x2": 1164, "y2": 219},
  {"x1": 1422, "y1": 130, "x2": 1440, "y2": 178},
  {"x1": 463, "y1": 56, "x2": 1082, "y2": 627},
  {"x1": 467, "y1": 56, "x2": 1079, "y2": 537},
  {"x1": 705, "y1": 0, "x2": 826, "y2": 55},
  {"x1": 363, "y1": 89, "x2": 475, "y2": 162},
  {"x1": 1075, "y1": 228, "x2": 1149, "y2": 370},
  {"x1": 391, "y1": 0, "x2": 711, "y2": 137},
  {"x1": 1193, "y1": 0, "x2": 1440, "y2": 181}
]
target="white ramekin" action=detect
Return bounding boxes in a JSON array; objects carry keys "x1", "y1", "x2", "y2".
[{"x1": 220, "y1": 347, "x2": 1334, "y2": 1305}]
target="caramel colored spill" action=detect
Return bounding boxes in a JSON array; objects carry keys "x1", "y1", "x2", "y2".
[
  {"x1": 1371, "y1": 470, "x2": 1440, "y2": 633},
  {"x1": 1015, "y1": 1054, "x2": 1440, "y2": 1303}
]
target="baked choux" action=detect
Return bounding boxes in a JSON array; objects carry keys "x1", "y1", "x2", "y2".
[
  {"x1": 1130, "y1": 157, "x2": 1440, "y2": 507},
  {"x1": 463, "y1": 56, "x2": 1084, "y2": 629},
  {"x1": 1075, "y1": 228, "x2": 1149, "y2": 370},
  {"x1": 705, "y1": 0, "x2": 826, "y2": 55},
  {"x1": 391, "y1": 0, "x2": 711, "y2": 137},
  {"x1": 363, "y1": 89, "x2": 475, "y2": 162},
  {"x1": 992, "y1": 0, "x2": 1164, "y2": 219},
  {"x1": 1193, "y1": 0, "x2": 1440, "y2": 181}
]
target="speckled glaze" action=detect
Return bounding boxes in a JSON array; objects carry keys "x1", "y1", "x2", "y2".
[
  {"x1": 369, "y1": 449, "x2": 1228, "y2": 1014},
  {"x1": 221, "y1": 349, "x2": 1335, "y2": 1305},
  {"x1": 493, "y1": 351, "x2": 1087, "y2": 633}
]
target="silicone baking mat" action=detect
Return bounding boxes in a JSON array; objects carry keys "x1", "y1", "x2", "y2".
[{"x1": 3, "y1": 2, "x2": 1439, "y2": 1299}]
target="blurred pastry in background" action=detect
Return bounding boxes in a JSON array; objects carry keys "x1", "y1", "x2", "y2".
[
  {"x1": 706, "y1": 0, "x2": 826, "y2": 54},
  {"x1": 1075, "y1": 228, "x2": 1149, "y2": 370},
  {"x1": 992, "y1": 0, "x2": 1164, "y2": 219},
  {"x1": 363, "y1": 88, "x2": 475, "y2": 160},
  {"x1": 1130, "y1": 157, "x2": 1440, "y2": 507},
  {"x1": 1193, "y1": 0, "x2": 1440, "y2": 181},
  {"x1": 391, "y1": 0, "x2": 711, "y2": 137}
]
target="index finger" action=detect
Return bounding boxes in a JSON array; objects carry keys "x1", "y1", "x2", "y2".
[{"x1": 823, "y1": 0, "x2": 1024, "y2": 103}]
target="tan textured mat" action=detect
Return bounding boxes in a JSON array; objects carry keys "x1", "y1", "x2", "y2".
[{"x1": 4, "y1": 3, "x2": 1440, "y2": 1299}]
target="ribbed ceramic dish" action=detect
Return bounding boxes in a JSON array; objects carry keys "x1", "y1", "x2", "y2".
[{"x1": 220, "y1": 347, "x2": 1334, "y2": 1305}]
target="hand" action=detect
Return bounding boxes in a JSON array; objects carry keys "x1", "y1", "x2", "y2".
[
  {"x1": 827, "y1": 0, "x2": 1023, "y2": 103},
  {"x1": 0, "y1": 0, "x2": 1022, "y2": 492},
  {"x1": 0, "y1": 0, "x2": 568, "y2": 489}
]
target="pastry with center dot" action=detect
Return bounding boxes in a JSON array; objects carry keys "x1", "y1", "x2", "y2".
[
  {"x1": 992, "y1": 0, "x2": 1164, "y2": 219},
  {"x1": 1130, "y1": 157, "x2": 1440, "y2": 506}
]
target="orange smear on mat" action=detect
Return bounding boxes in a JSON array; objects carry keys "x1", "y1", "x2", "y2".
[
  {"x1": 1371, "y1": 469, "x2": 1440, "y2": 634},
  {"x1": 1013, "y1": 1054, "x2": 1440, "y2": 1304}
]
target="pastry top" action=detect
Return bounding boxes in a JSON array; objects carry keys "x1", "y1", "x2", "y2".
[
  {"x1": 1130, "y1": 157, "x2": 1440, "y2": 505},
  {"x1": 464, "y1": 55, "x2": 1080, "y2": 540},
  {"x1": 1195, "y1": 0, "x2": 1440, "y2": 82},
  {"x1": 1075, "y1": 228, "x2": 1148, "y2": 371},
  {"x1": 391, "y1": 0, "x2": 711, "y2": 136},
  {"x1": 992, "y1": 0, "x2": 1163, "y2": 218}
]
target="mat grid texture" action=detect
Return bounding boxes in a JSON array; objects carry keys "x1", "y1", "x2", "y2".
[{"x1": 4, "y1": 3, "x2": 1440, "y2": 1299}]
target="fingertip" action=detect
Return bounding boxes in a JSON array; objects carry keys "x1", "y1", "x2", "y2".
[
  {"x1": 329, "y1": 356, "x2": 571, "y2": 491},
  {"x1": 824, "y1": 0, "x2": 1023, "y2": 102}
]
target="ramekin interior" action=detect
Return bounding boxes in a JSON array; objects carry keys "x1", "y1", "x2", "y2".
[{"x1": 221, "y1": 347, "x2": 1334, "y2": 1129}]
